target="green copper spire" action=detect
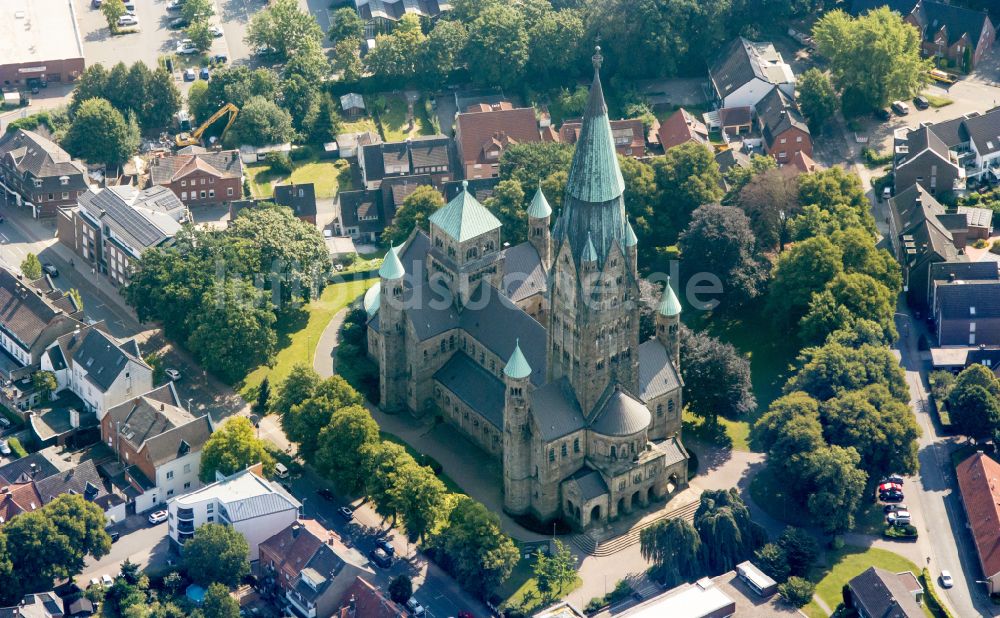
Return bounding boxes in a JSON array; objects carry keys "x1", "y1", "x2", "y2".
[
  {"x1": 564, "y1": 47, "x2": 625, "y2": 204},
  {"x1": 379, "y1": 246, "x2": 405, "y2": 280},
  {"x1": 527, "y1": 185, "x2": 552, "y2": 219},
  {"x1": 623, "y1": 220, "x2": 638, "y2": 247},
  {"x1": 504, "y1": 339, "x2": 532, "y2": 380},
  {"x1": 581, "y1": 232, "x2": 598, "y2": 262},
  {"x1": 428, "y1": 180, "x2": 501, "y2": 242},
  {"x1": 658, "y1": 279, "x2": 681, "y2": 316}
]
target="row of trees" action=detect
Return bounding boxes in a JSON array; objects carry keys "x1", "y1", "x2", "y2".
[
  {"x1": 272, "y1": 363, "x2": 521, "y2": 598},
  {"x1": 932, "y1": 365, "x2": 1000, "y2": 443},
  {"x1": 124, "y1": 205, "x2": 331, "y2": 381}
]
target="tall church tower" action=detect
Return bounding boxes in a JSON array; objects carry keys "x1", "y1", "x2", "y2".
[
  {"x1": 656, "y1": 278, "x2": 682, "y2": 368},
  {"x1": 546, "y1": 47, "x2": 641, "y2": 417},
  {"x1": 378, "y1": 248, "x2": 408, "y2": 412},
  {"x1": 502, "y1": 340, "x2": 533, "y2": 515}
]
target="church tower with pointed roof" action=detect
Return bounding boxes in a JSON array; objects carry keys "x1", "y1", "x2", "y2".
[{"x1": 547, "y1": 47, "x2": 642, "y2": 418}]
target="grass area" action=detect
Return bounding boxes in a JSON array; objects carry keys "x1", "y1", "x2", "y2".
[
  {"x1": 924, "y1": 94, "x2": 954, "y2": 108},
  {"x1": 239, "y1": 277, "x2": 375, "y2": 399},
  {"x1": 341, "y1": 118, "x2": 379, "y2": 134},
  {"x1": 245, "y1": 158, "x2": 350, "y2": 200},
  {"x1": 498, "y1": 554, "x2": 582, "y2": 615},
  {"x1": 682, "y1": 409, "x2": 750, "y2": 451},
  {"x1": 377, "y1": 95, "x2": 434, "y2": 142},
  {"x1": 809, "y1": 545, "x2": 931, "y2": 618},
  {"x1": 379, "y1": 431, "x2": 465, "y2": 495}
]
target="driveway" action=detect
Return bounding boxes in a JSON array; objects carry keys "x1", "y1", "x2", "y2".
[{"x1": 80, "y1": 516, "x2": 173, "y2": 584}]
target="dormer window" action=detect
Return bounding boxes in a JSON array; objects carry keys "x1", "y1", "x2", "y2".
[
  {"x1": 33, "y1": 178, "x2": 41, "y2": 188},
  {"x1": 60, "y1": 176, "x2": 69, "y2": 186}
]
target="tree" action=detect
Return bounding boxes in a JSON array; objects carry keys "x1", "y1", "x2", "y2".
[
  {"x1": 678, "y1": 204, "x2": 768, "y2": 310},
  {"x1": 527, "y1": 9, "x2": 584, "y2": 80},
  {"x1": 365, "y1": 15, "x2": 427, "y2": 79},
  {"x1": 465, "y1": 4, "x2": 529, "y2": 87},
  {"x1": 187, "y1": 80, "x2": 209, "y2": 121},
  {"x1": 21, "y1": 253, "x2": 42, "y2": 280},
  {"x1": 797, "y1": 68, "x2": 838, "y2": 130},
  {"x1": 329, "y1": 7, "x2": 365, "y2": 43},
  {"x1": 723, "y1": 154, "x2": 777, "y2": 201},
  {"x1": 194, "y1": 66, "x2": 280, "y2": 122},
  {"x1": 680, "y1": 325, "x2": 756, "y2": 425},
  {"x1": 813, "y1": 8, "x2": 930, "y2": 112},
  {"x1": 333, "y1": 39, "x2": 364, "y2": 82},
  {"x1": 199, "y1": 416, "x2": 275, "y2": 483},
  {"x1": 101, "y1": 0, "x2": 126, "y2": 32},
  {"x1": 831, "y1": 226, "x2": 901, "y2": 291},
  {"x1": 785, "y1": 342, "x2": 909, "y2": 403},
  {"x1": 752, "y1": 392, "x2": 825, "y2": 491},
  {"x1": 499, "y1": 142, "x2": 574, "y2": 189},
  {"x1": 182, "y1": 0, "x2": 214, "y2": 22},
  {"x1": 255, "y1": 377, "x2": 270, "y2": 415},
  {"x1": 72, "y1": 65, "x2": 110, "y2": 114},
  {"x1": 640, "y1": 517, "x2": 703, "y2": 586},
  {"x1": 754, "y1": 543, "x2": 790, "y2": 582},
  {"x1": 432, "y1": 496, "x2": 519, "y2": 596},
  {"x1": 187, "y1": 21, "x2": 215, "y2": 53},
  {"x1": 309, "y1": 92, "x2": 343, "y2": 145},
  {"x1": 105, "y1": 62, "x2": 131, "y2": 112},
  {"x1": 800, "y1": 273, "x2": 897, "y2": 344},
  {"x1": 949, "y1": 383, "x2": 1000, "y2": 442},
  {"x1": 144, "y1": 67, "x2": 182, "y2": 130},
  {"x1": 651, "y1": 143, "x2": 724, "y2": 242},
  {"x1": 32, "y1": 370, "x2": 57, "y2": 401},
  {"x1": 734, "y1": 166, "x2": 798, "y2": 250},
  {"x1": 283, "y1": 37, "x2": 330, "y2": 84},
  {"x1": 798, "y1": 167, "x2": 872, "y2": 233},
  {"x1": 533, "y1": 539, "x2": 577, "y2": 597},
  {"x1": 245, "y1": 0, "x2": 323, "y2": 62},
  {"x1": 423, "y1": 21, "x2": 469, "y2": 86},
  {"x1": 802, "y1": 445, "x2": 868, "y2": 535},
  {"x1": 183, "y1": 523, "x2": 250, "y2": 587},
  {"x1": 777, "y1": 527, "x2": 819, "y2": 577},
  {"x1": 388, "y1": 459, "x2": 448, "y2": 541},
  {"x1": 281, "y1": 74, "x2": 319, "y2": 133},
  {"x1": 778, "y1": 576, "x2": 815, "y2": 608},
  {"x1": 384, "y1": 185, "x2": 445, "y2": 245},
  {"x1": 694, "y1": 489, "x2": 767, "y2": 575},
  {"x1": 368, "y1": 442, "x2": 412, "y2": 522},
  {"x1": 388, "y1": 575, "x2": 413, "y2": 604},
  {"x1": 63, "y1": 98, "x2": 139, "y2": 167},
  {"x1": 484, "y1": 180, "x2": 526, "y2": 244},
  {"x1": 767, "y1": 235, "x2": 843, "y2": 327},
  {"x1": 272, "y1": 363, "x2": 322, "y2": 414},
  {"x1": 225, "y1": 96, "x2": 294, "y2": 148},
  {"x1": 314, "y1": 404, "x2": 381, "y2": 495},
  {"x1": 283, "y1": 375, "x2": 363, "y2": 458},
  {"x1": 202, "y1": 584, "x2": 240, "y2": 618}
]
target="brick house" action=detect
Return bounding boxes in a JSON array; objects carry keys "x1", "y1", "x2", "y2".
[
  {"x1": 560, "y1": 118, "x2": 645, "y2": 157},
  {"x1": 455, "y1": 104, "x2": 540, "y2": 179},
  {"x1": 956, "y1": 451, "x2": 1000, "y2": 595},
  {"x1": 657, "y1": 109, "x2": 709, "y2": 152},
  {"x1": 358, "y1": 137, "x2": 454, "y2": 190},
  {"x1": 0, "y1": 129, "x2": 89, "y2": 218},
  {"x1": 755, "y1": 87, "x2": 812, "y2": 164},
  {"x1": 892, "y1": 124, "x2": 965, "y2": 197},
  {"x1": 148, "y1": 149, "x2": 243, "y2": 208}
]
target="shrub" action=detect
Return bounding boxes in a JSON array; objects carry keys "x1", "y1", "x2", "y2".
[
  {"x1": 778, "y1": 527, "x2": 820, "y2": 577},
  {"x1": 862, "y1": 147, "x2": 892, "y2": 167},
  {"x1": 884, "y1": 523, "x2": 918, "y2": 539},
  {"x1": 6, "y1": 437, "x2": 27, "y2": 458},
  {"x1": 920, "y1": 568, "x2": 956, "y2": 618},
  {"x1": 973, "y1": 238, "x2": 988, "y2": 249},
  {"x1": 289, "y1": 145, "x2": 313, "y2": 161},
  {"x1": 754, "y1": 543, "x2": 791, "y2": 582},
  {"x1": 264, "y1": 151, "x2": 293, "y2": 175},
  {"x1": 778, "y1": 576, "x2": 815, "y2": 608},
  {"x1": 991, "y1": 240, "x2": 1000, "y2": 255},
  {"x1": 584, "y1": 597, "x2": 607, "y2": 613},
  {"x1": 608, "y1": 580, "x2": 633, "y2": 604},
  {"x1": 929, "y1": 371, "x2": 956, "y2": 401}
]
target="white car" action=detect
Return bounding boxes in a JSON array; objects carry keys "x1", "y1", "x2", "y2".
[
  {"x1": 148, "y1": 509, "x2": 168, "y2": 525},
  {"x1": 101, "y1": 574, "x2": 114, "y2": 588},
  {"x1": 940, "y1": 570, "x2": 954, "y2": 588},
  {"x1": 405, "y1": 598, "x2": 425, "y2": 618},
  {"x1": 176, "y1": 41, "x2": 199, "y2": 55},
  {"x1": 117, "y1": 15, "x2": 138, "y2": 26},
  {"x1": 165, "y1": 368, "x2": 182, "y2": 381},
  {"x1": 89, "y1": 578, "x2": 100, "y2": 589},
  {"x1": 0, "y1": 440, "x2": 10, "y2": 456},
  {"x1": 210, "y1": 25, "x2": 224, "y2": 37}
]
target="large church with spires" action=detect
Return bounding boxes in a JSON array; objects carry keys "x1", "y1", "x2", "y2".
[{"x1": 363, "y1": 49, "x2": 689, "y2": 530}]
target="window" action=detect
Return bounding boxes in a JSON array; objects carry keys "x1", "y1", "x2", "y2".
[
  {"x1": 970, "y1": 333, "x2": 977, "y2": 344},
  {"x1": 206, "y1": 503, "x2": 214, "y2": 513},
  {"x1": 780, "y1": 138, "x2": 787, "y2": 144},
  {"x1": 656, "y1": 404, "x2": 663, "y2": 417},
  {"x1": 208, "y1": 189, "x2": 215, "y2": 198},
  {"x1": 227, "y1": 187, "x2": 234, "y2": 196},
  {"x1": 668, "y1": 400, "x2": 675, "y2": 415},
  {"x1": 201, "y1": 178, "x2": 206, "y2": 185},
  {"x1": 181, "y1": 192, "x2": 187, "y2": 200},
  {"x1": 181, "y1": 180, "x2": 186, "y2": 187},
  {"x1": 184, "y1": 482, "x2": 191, "y2": 489},
  {"x1": 970, "y1": 322, "x2": 976, "y2": 333},
  {"x1": 167, "y1": 489, "x2": 174, "y2": 496},
  {"x1": 549, "y1": 449, "x2": 555, "y2": 462},
  {"x1": 184, "y1": 463, "x2": 191, "y2": 473},
  {"x1": 207, "y1": 516, "x2": 214, "y2": 522},
  {"x1": 200, "y1": 191, "x2": 206, "y2": 199},
  {"x1": 166, "y1": 470, "x2": 174, "y2": 480},
  {"x1": 796, "y1": 136, "x2": 802, "y2": 143},
  {"x1": 209, "y1": 177, "x2": 215, "y2": 184},
  {"x1": 561, "y1": 443, "x2": 567, "y2": 457},
  {"x1": 574, "y1": 438, "x2": 580, "y2": 453},
  {"x1": 62, "y1": 192, "x2": 69, "y2": 200}
]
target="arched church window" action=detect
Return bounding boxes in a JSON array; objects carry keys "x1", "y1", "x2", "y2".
[
  {"x1": 440, "y1": 340, "x2": 446, "y2": 353},
  {"x1": 668, "y1": 400, "x2": 675, "y2": 413},
  {"x1": 549, "y1": 449, "x2": 555, "y2": 462},
  {"x1": 656, "y1": 404, "x2": 663, "y2": 417},
  {"x1": 610, "y1": 445, "x2": 617, "y2": 459},
  {"x1": 574, "y1": 438, "x2": 580, "y2": 453}
]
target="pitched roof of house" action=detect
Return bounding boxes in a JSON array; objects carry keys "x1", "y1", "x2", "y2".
[
  {"x1": 657, "y1": 108, "x2": 709, "y2": 151},
  {"x1": 957, "y1": 451, "x2": 1000, "y2": 578},
  {"x1": 273, "y1": 183, "x2": 317, "y2": 219},
  {"x1": 0, "y1": 129, "x2": 87, "y2": 189},
  {"x1": 788, "y1": 151, "x2": 818, "y2": 173},
  {"x1": 719, "y1": 106, "x2": 753, "y2": 128},
  {"x1": 962, "y1": 107, "x2": 1000, "y2": 156},
  {"x1": 260, "y1": 519, "x2": 367, "y2": 605},
  {"x1": 0, "y1": 267, "x2": 79, "y2": 350},
  {"x1": 428, "y1": 183, "x2": 501, "y2": 242},
  {"x1": 936, "y1": 280, "x2": 1000, "y2": 320},
  {"x1": 148, "y1": 150, "x2": 243, "y2": 185},
  {"x1": 34, "y1": 460, "x2": 109, "y2": 506},
  {"x1": 958, "y1": 205, "x2": 993, "y2": 228},
  {"x1": 889, "y1": 184, "x2": 960, "y2": 264},
  {"x1": 0, "y1": 482, "x2": 43, "y2": 523},
  {"x1": 755, "y1": 87, "x2": 809, "y2": 148},
  {"x1": 927, "y1": 114, "x2": 974, "y2": 149},
  {"x1": 71, "y1": 328, "x2": 144, "y2": 393},
  {"x1": 530, "y1": 378, "x2": 586, "y2": 441},
  {"x1": 335, "y1": 577, "x2": 406, "y2": 618},
  {"x1": 77, "y1": 185, "x2": 185, "y2": 254},
  {"x1": 920, "y1": 0, "x2": 994, "y2": 48},
  {"x1": 899, "y1": 125, "x2": 955, "y2": 168},
  {"x1": 17, "y1": 592, "x2": 65, "y2": 618},
  {"x1": 559, "y1": 118, "x2": 645, "y2": 150},
  {"x1": 715, "y1": 148, "x2": 751, "y2": 176},
  {"x1": 361, "y1": 136, "x2": 453, "y2": 183},
  {"x1": 105, "y1": 383, "x2": 212, "y2": 467},
  {"x1": 456, "y1": 107, "x2": 539, "y2": 166},
  {"x1": 0, "y1": 452, "x2": 59, "y2": 485},
  {"x1": 339, "y1": 189, "x2": 384, "y2": 234},
  {"x1": 710, "y1": 37, "x2": 794, "y2": 98},
  {"x1": 501, "y1": 242, "x2": 546, "y2": 302},
  {"x1": 849, "y1": 0, "x2": 919, "y2": 16},
  {"x1": 930, "y1": 260, "x2": 999, "y2": 282},
  {"x1": 638, "y1": 339, "x2": 682, "y2": 402},
  {"x1": 848, "y1": 567, "x2": 924, "y2": 618}
]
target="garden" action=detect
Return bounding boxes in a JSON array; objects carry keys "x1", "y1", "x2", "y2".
[{"x1": 245, "y1": 152, "x2": 351, "y2": 200}]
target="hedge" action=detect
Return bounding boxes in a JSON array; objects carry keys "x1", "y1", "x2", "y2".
[
  {"x1": 920, "y1": 568, "x2": 955, "y2": 618},
  {"x1": 7, "y1": 437, "x2": 28, "y2": 458}
]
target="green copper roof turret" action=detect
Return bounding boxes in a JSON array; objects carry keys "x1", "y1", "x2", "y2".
[
  {"x1": 581, "y1": 232, "x2": 598, "y2": 263},
  {"x1": 658, "y1": 279, "x2": 681, "y2": 316},
  {"x1": 564, "y1": 47, "x2": 626, "y2": 204},
  {"x1": 527, "y1": 185, "x2": 552, "y2": 219},
  {"x1": 379, "y1": 246, "x2": 405, "y2": 280},
  {"x1": 428, "y1": 179, "x2": 501, "y2": 242},
  {"x1": 623, "y1": 220, "x2": 638, "y2": 247},
  {"x1": 504, "y1": 339, "x2": 532, "y2": 380}
]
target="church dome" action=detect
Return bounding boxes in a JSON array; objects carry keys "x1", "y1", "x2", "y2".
[
  {"x1": 590, "y1": 389, "x2": 651, "y2": 437},
  {"x1": 363, "y1": 282, "x2": 380, "y2": 317}
]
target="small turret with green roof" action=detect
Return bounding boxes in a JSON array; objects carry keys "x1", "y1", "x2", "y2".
[
  {"x1": 379, "y1": 246, "x2": 405, "y2": 280},
  {"x1": 504, "y1": 339, "x2": 532, "y2": 380},
  {"x1": 658, "y1": 278, "x2": 681, "y2": 316},
  {"x1": 527, "y1": 185, "x2": 552, "y2": 219}
]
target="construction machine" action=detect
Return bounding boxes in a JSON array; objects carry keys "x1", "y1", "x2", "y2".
[{"x1": 175, "y1": 103, "x2": 239, "y2": 148}]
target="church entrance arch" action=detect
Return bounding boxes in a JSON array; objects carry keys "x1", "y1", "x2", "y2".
[
  {"x1": 631, "y1": 490, "x2": 642, "y2": 508},
  {"x1": 617, "y1": 497, "x2": 625, "y2": 516},
  {"x1": 647, "y1": 486, "x2": 656, "y2": 503},
  {"x1": 590, "y1": 504, "x2": 602, "y2": 523}
]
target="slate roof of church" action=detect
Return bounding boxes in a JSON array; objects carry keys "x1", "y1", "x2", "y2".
[
  {"x1": 637, "y1": 339, "x2": 682, "y2": 402},
  {"x1": 434, "y1": 352, "x2": 505, "y2": 429}
]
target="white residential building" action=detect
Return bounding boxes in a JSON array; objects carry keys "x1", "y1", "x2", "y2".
[
  {"x1": 709, "y1": 37, "x2": 796, "y2": 110},
  {"x1": 166, "y1": 466, "x2": 301, "y2": 560}
]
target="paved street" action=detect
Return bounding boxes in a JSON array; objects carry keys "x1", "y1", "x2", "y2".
[{"x1": 80, "y1": 518, "x2": 173, "y2": 585}]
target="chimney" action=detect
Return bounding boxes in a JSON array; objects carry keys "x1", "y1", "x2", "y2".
[
  {"x1": 160, "y1": 403, "x2": 165, "y2": 411},
  {"x1": 1, "y1": 486, "x2": 9, "y2": 494},
  {"x1": 348, "y1": 595, "x2": 357, "y2": 617},
  {"x1": 69, "y1": 409, "x2": 80, "y2": 429},
  {"x1": 949, "y1": 273, "x2": 956, "y2": 282},
  {"x1": 291, "y1": 524, "x2": 301, "y2": 538}
]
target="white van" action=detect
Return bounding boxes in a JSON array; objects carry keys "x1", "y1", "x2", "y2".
[{"x1": 274, "y1": 463, "x2": 289, "y2": 479}]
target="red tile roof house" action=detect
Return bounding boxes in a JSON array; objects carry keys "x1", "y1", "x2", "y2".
[
  {"x1": 455, "y1": 105, "x2": 540, "y2": 179},
  {"x1": 335, "y1": 577, "x2": 406, "y2": 618},
  {"x1": 956, "y1": 451, "x2": 1000, "y2": 595},
  {"x1": 754, "y1": 87, "x2": 813, "y2": 165},
  {"x1": 657, "y1": 109, "x2": 710, "y2": 151},
  {"x1": 559, "y1": 118, "x2": 646, "y2": 157},
  {"x1": 147, "y1": 149, "x2": 243, "y2": 208}
]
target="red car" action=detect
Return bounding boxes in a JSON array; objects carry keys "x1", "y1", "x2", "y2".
[{"x1": 877, "y1": 482, "x2": 902, "y2": 494}]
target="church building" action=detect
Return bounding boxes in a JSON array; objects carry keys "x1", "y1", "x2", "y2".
[{"x1": 364, "y1": 50, "x2": 689, "y2": 530}]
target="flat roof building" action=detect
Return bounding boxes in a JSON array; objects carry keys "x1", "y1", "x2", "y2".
[{"x1": 0, "y1": 0, "x2": 85, "y2": 87}]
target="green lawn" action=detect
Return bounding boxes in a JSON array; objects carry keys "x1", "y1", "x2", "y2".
[
  {"x1": 924, "y1": 93, "x2": 954, "y2": 108},
  {"x1": 341, "y1": 118, "x2": 379, "y2": 135},
  {"x1": 807, "y1": 545, "x2": 931, "y2": 618},
  {"x1": 683, "y1": 409, "x2": 750, "y2": 451},
  {"x1": 377, "y1": 95, "x2": 434, "y2": 142},
  {"x1": 498, "y1": 554, "x2": 582, "y2": 615},
  {"x1": 245, "y1": 158, "x2": 350, "y2": 200},
  {"x1": 239, "y1": 277, "x2": 375, "y2": 399}
]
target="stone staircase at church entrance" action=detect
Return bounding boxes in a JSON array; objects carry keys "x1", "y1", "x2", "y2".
[{"x1": 570, "y1": 499, "x2": 700, "y2": 556}]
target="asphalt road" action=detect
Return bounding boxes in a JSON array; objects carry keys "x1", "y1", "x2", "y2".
[{"x1": 79, "y1": 518, "x2": 174, "y2": 584}]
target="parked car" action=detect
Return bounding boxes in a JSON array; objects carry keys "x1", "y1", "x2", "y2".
[
  {"x1": 183, "y1": 69, "x2": 196, "y2": 82},
  {"x1": 886, "y1": 510, "x2": 911, "y2": 525},
  {"x1": 369, "y1": 548, "x2": 392, "y2": 569},
  {"x1": 148, "y1": 510, "x2": 168, "y2": 525},
  {"x1": 891, "y1": 100, "x2": 910, "y2": 116},
  {"x1": 0, "y1": 440, "x2": 10, "y2": 455},
  {"x1": 940, "y1": 570, "x2": 953, "y2": 588},
  {"x1": 882, "y1": 186, "x2": 892, "y2": 201},
  {"x1": 317, "y1": 488, "x2": 335, "y2": 501},
  {"x1": 337, "y1": 505, "x2": 353, "y2": 520},
  {"x1": 42, "y1": 263, "x2": 58, "y2": 277},
  {"x1": 176, "y1": 40, "x2": 199, "y2": 55},
  {"x1": 117, "y1": 14, "x2": 138, "y2": 26},
  {"x1": 91, "y1": 0, "x2": 102, "y2": 7},
  {"x1": 109, "y1": 530, "x2": 120, "y2": 542},
  {"x1": 167, "y1": 0, "x2": 185, "y2": 10},
  {"x1": 877, "y1": 482, "x2": 902, "y2": 494},
  {"x1": 914, "y1": 95, "x2": 930, "y2": 110},
  {"x1": 123, "y1": 1, "x2": 135, "y2": 9},
  {"x1": 883, "y1": 503, "x2": 908, "y2": 513},
  {"x1": 165, "y1": 368, "x2": 182, "y2": 381},
  {"x1": 211, "y1": 54, "x2": 229, "y2": 64},
  {"x1": 880, "y1": 490, "x2": 905, "y2": 502},
  {"x1": 882, "y1": 474, "x2": 905, "y2": 485},
  {"x1": 406, "y1": 598, "x2": 426, "y2": 618},
  {"x1": 874, "y1": 107, "x2": 891, "y2": 121},
  {"x1": 0, "y1": 417, "x2": 10, "y2": 428},
  {"x1": 199, "y1": 67, "x2": 210, "y2": 80},
  {"x1": 101, "y1": 574, "x2": 114, "y2": 588},
  {"x1": 169, "y1": 17, "x2": 189, "y2": 29},
  {"x1": 89, "y1": 578, "x2": 100, "y2": 589},
  {"x1": 210, "y1": 25, "x2": 224, "y2": 37},
  {"x1": 376, "y1": 538, "x2": 394, "y2": 556}
]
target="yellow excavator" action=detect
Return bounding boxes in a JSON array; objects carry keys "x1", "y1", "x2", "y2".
[{"x1": 175, "y1": 103, "x2": 239, "y2": 148}]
